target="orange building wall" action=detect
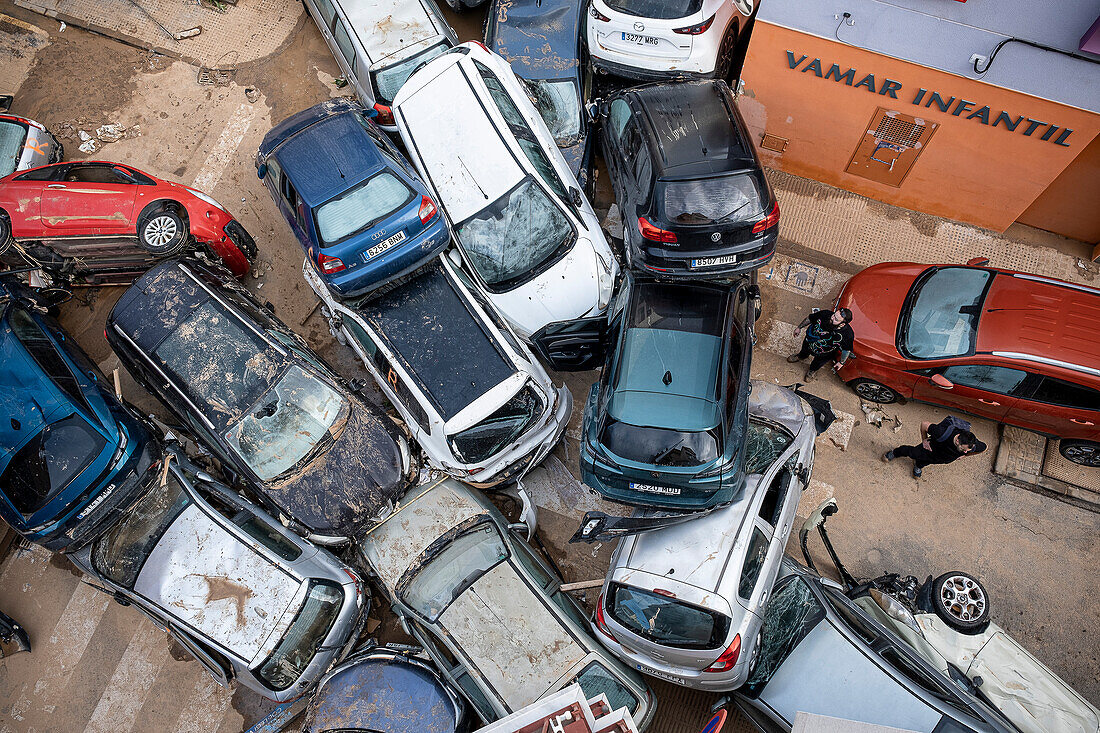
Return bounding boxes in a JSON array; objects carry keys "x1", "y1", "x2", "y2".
[
  {"x1": 739, "y1": 22, "x2": 1100, "y2": 235},
  {"x1": 1016, "y1": 132, "x2": 1100, "y2": 244}
]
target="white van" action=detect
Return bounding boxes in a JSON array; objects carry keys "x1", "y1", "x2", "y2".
[{"x1": 392, "y1": 42, "x2": 618, "y2": 368}]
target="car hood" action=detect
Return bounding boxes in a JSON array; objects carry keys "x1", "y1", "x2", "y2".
[
  {"x1": 839, "y1": 262, "x2": 929, "y2": 358},
  {"x1": 488, "y1": 236, "x2": 602, "y2": 337},
  {"x1": 747, "y1": 380, "x2": 812, "y2": 438},
  {"x1": 439, "y1": 561, "x2": 587, "y2": 712},
  {"x1": 269, "y1": 402, "x2": 405, "y2": 536}
]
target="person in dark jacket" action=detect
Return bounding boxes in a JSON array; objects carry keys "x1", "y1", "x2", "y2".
[
  {"x1": 787, "y1": 308, "x2": 855, "y2": 381},
  {"x1": 883, "y1": 416, "x2": 986, "y2": 478}
]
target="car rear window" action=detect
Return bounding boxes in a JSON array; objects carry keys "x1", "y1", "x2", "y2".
[
  {"x1": 600, "y1": 419, "x2": 719, "y2": 467},
  {"x1": 629, "y1": 282, "x2": 725, "y2": 336},
  {"x1": 372, "y1": 41, "x2": 450, "y2": 104},
  {"x1": 0, "y1": 119, "x2": 29, "y2": 177},
  {"x1": 1030, "y1": 376, "x2": 1100, "y2": 411},
  {"x1": 314, "y1": 171, "x2": 413, "y2": 245},
  {"x1": 604, "y1": 0, "x2": 703, "y2": 20},
  {"x1": 661, "y1": 175, "x2": 764, "y2": 225},
  {"x1": 400, "y1": 521, "x2": 508, "y2": 622},
  {"x1": 901, "y1": 268, "x2": 991, "y2": 359},
  {"x1": 1, "y1": 414, "x2": 106, "y2": 517},
  {"x1": 609, "y1": 583, "x2": 731, "y2": 649}
]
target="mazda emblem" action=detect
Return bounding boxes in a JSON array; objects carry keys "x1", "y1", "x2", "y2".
[
  {"x1": 711, "y1": 232, "x2": 721, "y2": 242},
  {"x1": 634, "y1": 21, "x2": 644, "y2": 31},
  {"x1": 651, "y1": 471, "x2": 660, "y2": 478}
]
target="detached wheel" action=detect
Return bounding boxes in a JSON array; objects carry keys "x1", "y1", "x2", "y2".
[
  {"x1": 849, "y1": 378, "x2": 899, "y2": 404},
  {"x1": 1059, "y1": 439, "x2": 1100, "y2": 467},
  {"x1": 137, "y1": 207, "x2": 186, "y2": 256},
  {"x1": 931, "y1": 572, "x2": 990, "y2": 634}
]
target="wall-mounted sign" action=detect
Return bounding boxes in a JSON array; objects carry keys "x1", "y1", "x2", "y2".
[{"x1": 785, "y1": 51, "x2": 1075, "y2": 147}]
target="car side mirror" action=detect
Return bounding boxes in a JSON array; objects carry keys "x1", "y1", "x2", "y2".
[
  {"x1": 397, "y1": 614, "x2": 412, "y2": 637},
  {"x1": 445, "y1": 247, "x2": 464, "y2": 270},
  {"x1": 930, "y1": 373, "x2": 954, "y2": 390},
  {"x1": 569, "y1": 187, "x2": 584, "y2": 207},
  {"x1": 966, "y1": 256, "x2": 990, "y2": 266},
  {"x1": 256, "y1": 162, "x2": 267, "y2": 180}
]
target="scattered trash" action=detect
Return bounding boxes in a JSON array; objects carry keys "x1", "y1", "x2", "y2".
[
  {"x1": 78, "y1": 138, "x2": 99, "y2": 154},
  {"x1": 601, "y1": 202, "x2": 623, "y2": 240},
  {"x1": 78, "y1": 130, "x2": 91, "y2": 141},
  {"x1": 892, "y1": 415, "x2": 903, "y2": 434},
  {"x1": 59, "y1": 21, "x2": 66, "y2": 31},
  {"x1": 861, "y1": 401, "x2": 887, "y2": 427},
  {"x1": 174, "y1": 26, "x2": 202, "y2": 40},
  {"x1": 95, "y1": 124, "x2": 124, "y2": 143},
  {"x1": 197, "y1": 67, "x2": 235, "y2": 86},
  {"x1": 333, "y1": 76, "x2": 349, "y2": 88},
  {"x1": 365, "y1": 616, "x2": 380, "y2": 634},
  {"x1": 244, "y1": 87, "x2": 261, "y2": 103}
]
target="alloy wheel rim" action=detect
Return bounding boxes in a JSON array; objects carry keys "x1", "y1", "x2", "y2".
[
  {"x1": 1064, "y1": 444, "x2": 1100, "y2": 467},
  {"x1": 145, "y1": 215, "x2": 178, "y2": 247},
  {"x1": 938, "y1": 575, "x2": 986, "y2": 623},
  {"x1": 856, "y1": 382, "x2": 894, "y2": 402}
]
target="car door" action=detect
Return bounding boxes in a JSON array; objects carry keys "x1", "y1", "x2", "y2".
[
  {"x1": 167, "y1": 623, "x2": 235, "y2": 688},
  {"x1": 1008, "y1": 374, "x2": 1100, "y2": 441},
  {"x1": 602, "y1": 98, "x2": 632, "y2": 208},
  {"x1": 911, "y1": 363, "x2": 1026, "y2": 423},
  {"x1": 304, "y1": 0, "x2": 369, "y2": 103},
  {"x1": 0, "y1": 164, "x2": 58, "y2": 237},
  {"x1": 40, "y1": 163, "x2": 139, "y2": 235},
  {"x1": 405, "y1": 615, "x2": 501, "y2": 724}
]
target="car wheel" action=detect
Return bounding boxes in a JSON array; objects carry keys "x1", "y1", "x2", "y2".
[
  {"x1": 0, "y1": 211, "x2": 11, "y2": 256},
  {"x1": 715, "y1": 28, "x2": 737, "y2": 80},
  {"x1": 745, "y1": 629, "x2": 764, "y2": 678},
  {"x1": 137, "y1": 206, "x2": 187, "y2": 256},
  {"x1": 1058, "y1": 439, "x2": 1100, "y2": 467},
  {"x1": 931, "y1": 571, "x2": 990, "y2": 634},
  {"x1": 849, "y1": 378, "x2": 899, "y2": 404}
]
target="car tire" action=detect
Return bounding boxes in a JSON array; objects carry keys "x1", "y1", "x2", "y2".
[
  {"x1": 849, "y1": 378, "x2": 899, "y2": 404},
  {"x1": 137, "y1": 206, "x2": 187, "y2": 256},
  {"x1": 715, "y1": 28, "x2": 737, "y2": 80},
  {"x1": 745, "y1": 628, "x2": 764, "y2": 678},
  {"x1": 931, "y1": 571, "x2": 990, "y2": 634},
  {"x1": 1058, "y1": 439, "x2": 1100, "y2": 467},
  {"x1": 0, "y1": 211, "x2": 11, "y2": 257}
]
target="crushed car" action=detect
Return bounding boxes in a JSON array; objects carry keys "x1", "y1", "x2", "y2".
[{"x1": 0, "y1": 110, "x2": 62, "y2": 177}]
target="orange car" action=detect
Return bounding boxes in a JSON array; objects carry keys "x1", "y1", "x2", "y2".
[{"x1": 835, "y1": 259, "x2": 1100, "y2": 467}]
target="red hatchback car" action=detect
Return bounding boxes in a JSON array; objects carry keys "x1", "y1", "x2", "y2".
[
  {"x1": 836, "y1": 261, "x2": 1100, "y2": 467},
  {"x1": 0, "y1": 161, "x2": 255, "y2": 282}
]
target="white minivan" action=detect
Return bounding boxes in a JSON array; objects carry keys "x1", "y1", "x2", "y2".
[
  {"x1": 392, "y1": 42, "x2": 619, "y2": 370},
  {"x1": 302, "y1": 0, "x2": 458, "y2": 129}
]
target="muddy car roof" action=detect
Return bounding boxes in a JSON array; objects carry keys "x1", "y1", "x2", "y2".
[
  {"x1": 111, "y1": 260, "x2": 217, "y2": 351},
  {"x1": 630, "y1": 81, "x2": 756, "y2": 179},
  {"x1": 488, "y1": 0, "x2": 583, "y2": 82}
]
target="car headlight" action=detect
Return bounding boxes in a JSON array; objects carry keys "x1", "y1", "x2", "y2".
[
  {"x1": 869, "y1": 588, "x2": 922, "y2": 635},
  {"x1": 188, "y1": 188, "x2": 227, "y2": 212},
  {"x1": 595, "y1": 251, "x2": 614, "y2": 312}
]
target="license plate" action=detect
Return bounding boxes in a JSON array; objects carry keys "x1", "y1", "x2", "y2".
[
  {"x1": 365, "y1": 230, "x2": 406, "y2": 260},
  {"x1": 691, "y1": 254, "x2": 738, "y2": 269},
  {"x1": 637, "y1": 663, "x2": 687, "y2": 685},
  {"x1": 629, "y1": 482, "x2": 681, "y2": 496},
  {"x1": 622, "y1": 32, "x2": 659, "y2": 46}
]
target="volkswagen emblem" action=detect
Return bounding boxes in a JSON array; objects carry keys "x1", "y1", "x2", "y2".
[
  {"x1": 634, "y1": 21, "x2": 645, "y2": 31},
  {"x1": 710, "y1": 232, "x2": 721, "y2": 242}
]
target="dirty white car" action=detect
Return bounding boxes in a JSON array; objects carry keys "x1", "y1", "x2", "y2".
[
  {"x1": 67, "y1": 449, "x2": 366, "y2": 702},
  {"x1": 304, "y1": 256, "x2": 572, "y2": 488},
  {"x1": 591, "y1": 381, "x2": 816, "y2": 692},
  {"x1": 392, "y1": 42, "x2": 618, "y2": 357},
  {"x1": 357, "y1": 478, "x2": 655, "y2": 729}
]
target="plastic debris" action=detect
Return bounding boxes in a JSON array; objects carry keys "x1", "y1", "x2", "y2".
[
  {"x1": 333, "y1": 76, "x2": 348, "y2": 88},
  {"x1": 860, "y1": 401, "x2": 888, "y2": 427},
  {"x1": 95, "y1": 124, "x2": 124, "y2": 143},
  {"x1": 601, "y1": 202, "x2": 624, "y2": 240},
  {"x1": 78, "y1": 139, "x2": 99, "y2": 154},
  {"x1": 78, "y1": 130, "x2": 91, "y2": 141},
  {"x1": 59, "y1": 21, "x2": 66, "y2": 31},
  {"x1": 892, "y1": 415, "x2": 903, "y2": 434},
  {"x1": 244, "y1": 87, "x2": 260, "y2": 103}
]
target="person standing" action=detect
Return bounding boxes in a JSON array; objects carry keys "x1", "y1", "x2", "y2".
[
  {"x1": 883, "y1": 416, "x2": 987, "y2": 478},
  {"x1": 787, "y1": 308, "x2": 855, "y2": 381}
]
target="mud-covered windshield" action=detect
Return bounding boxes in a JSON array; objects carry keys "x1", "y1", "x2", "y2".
[
  {"x1": 257, "y1": 579, "x2": 344, "y2": 690},
  {"x1": 456, "y1": 178, "x2": 574, "y2": 289},
  {"x1": 661, "y1": 175, "x2": 764, "y2": 225},
  {"x1": 901, "y1": 268, "x2": 991, "y2": 359},
  {"x1": 225, "y1": 365, "x2": 346, "y2": 482},
  {"x1": 372, "y1": 42, "x2": 450, "y2": 104},
  {"x1": 522, "y1": 78, "x2": 582, "y2": 146},
  {"x1": 2, "y1": 414, "x2": 106, "y2": 517},
  {"x1": 402, "y1": 522, "x2": 508, "y2": 622},
  {"x1": 92, "y1": 473, "x2": 191, "y2": 588},
  {"x1": 449, "y1": 385, "x2": 542, "y2": 464},
  {"x1": 743, "y1": 419, "x2": 793, "y2": 474},
  {"x1": 744, "y1": 576, "x2": 826, "y2": 694}
]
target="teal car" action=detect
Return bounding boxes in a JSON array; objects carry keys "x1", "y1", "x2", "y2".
[{"x1": 579, "y1": 273, "x2": 757, "y2": 510}]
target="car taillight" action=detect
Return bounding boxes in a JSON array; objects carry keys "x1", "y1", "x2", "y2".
[
  {"x1": 317, "y1": 253, "x2": 346, "y2": 274},
  {"x1": 652, "y1": 588, "x2": 676, "y2": 598},
  {"x1": 590, "y1": 5, "x2": 610, "y2": 22},
  {"x1": 594, "y1": 593, "x2": 619, "y2": 643},
  {"x1": 638, "y1": 217, "x2": 677, "y2": 243},
  {"x1": 704, "y1": 634, "x2": 741, "y2": 673},
  {"x1": 373, "y1": 103, "x2": 395, "y2": 126},
  {"x1": 673, "y1": 14, "x2": 715, "y2": 34},
  {"x1": 342, "y1": 568, "x2": 363, "y2": 603},
  {"x1": 470, "y1": 41, "x2": 490, "y2": 53},
  {"x1": 751, "y1": 202, "x2": 780, "y2": 234},
  {"x1": 418, "y1": 196, "x2": 437, "y2": 224}
]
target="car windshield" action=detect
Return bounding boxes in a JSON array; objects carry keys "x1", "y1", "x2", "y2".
[
  {"x1": 568, "y1": 662, "x2": 640, "y2": 715},
  {"x1": 605, "y1": 0, "x2": 702, "y2": 19},
  {"x1": 154, "y1": 299, "x2": 279, "y2": 420},
  {"x1": 225, "y1": 364, "x2": 347, "y2": 482},
  {"x1": 257, "y1": 580, "x2": 344, "y2": 690},
  {"x1": 601, "y1": 419, "x2": 720, "y2": 466},
  {"x1": 314, "y1": 171, "x2": 413, "y2": 245},
  {"x1": 456, "y1": 178, "x2": 574, "y2": 289},
  {"x1": 521, "y1": 78, "x2": 582, "y2": 146},
  {"x1": 901, "y1": 268, "x2": 992, "y2": 359},
  {"x1": 1, "y1": 413, "x2": 107, "y2": 518},
  {"x1": 92, "y1": 472, "x2": 191, "y2": 588},
  {"x1": 372, "y1": 41, "x2": 450, "y2": 104},
  {"x1": 743, "y1": 418, "x2": 793, "y2": 474},
  {"x1": 609, "y1": 583, "x2": 731, "y2": 649},
  {"x1": 744, "y1": 576, "x2": 826, "y2": 695},
  {"x1": 0, "y1": 119, "x2": 29, "y2": 177},
  {"x1": 661, "y1": 175, "x2": 765, "y2": 225},
  {"x1": 449, "y1": 385, "x2": 542, "y2": 465},
  {"x1": 401, "y1": 522, "x2": 508, "y2": 622}
]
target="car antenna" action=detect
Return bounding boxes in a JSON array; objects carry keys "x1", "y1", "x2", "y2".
[{"x1": 663, "y1": 370, "x2": 673, "y2": 386}]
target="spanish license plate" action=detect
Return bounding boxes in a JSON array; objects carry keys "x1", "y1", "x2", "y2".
[
  {"x1": 629, "y1": 482, "x2": 681, "y2": 496},
  {"x1": 637, "y1": 664, "x2": 687, "y2": 685},
  {"x1": 622, "y1": 32, "x2": 659, "y2": 46},
  {"x1": 691, "y1": 254, "x2": 738, "y2": 269},
  {"x1": 365, "y1": 230, "x2": 406, "y2": 260}
]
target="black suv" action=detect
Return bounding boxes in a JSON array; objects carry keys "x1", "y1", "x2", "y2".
[
  {"x1": 599, "y1": 80, "x2": 779, "y2": 277},
  {"x1": 106, "y1": 258, "x2": 416, "y2": 544}
]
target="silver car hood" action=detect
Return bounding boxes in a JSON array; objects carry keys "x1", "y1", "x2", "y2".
[{"x1": 748, "y1": 380, "x2": 813, "y2": 436}]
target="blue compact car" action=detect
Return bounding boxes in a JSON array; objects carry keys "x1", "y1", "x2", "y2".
[
  {"x1": 0, "y1": 281, "x2": 155, "y2": 550},
  {"x1": 580, "y1": 273, "x2": 757, "y2": 511},
  {"x1": 257, "y1": 99, "x2": 450, "y2": 297}
]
